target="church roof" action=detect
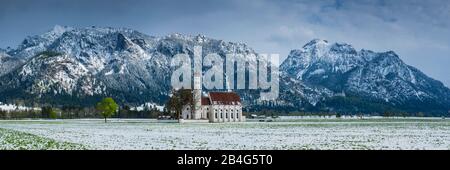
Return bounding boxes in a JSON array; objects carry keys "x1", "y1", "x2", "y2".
[
  {"x1": 208, "y1": 92, "x2": 241, "y2": 105},
  {"x1": 201, "y1": 97, "x2": 210, "y2": 105}
]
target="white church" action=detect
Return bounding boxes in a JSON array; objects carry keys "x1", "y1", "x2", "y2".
[{"x1": 180, "y1": 73, "x2": 245, "y2": 123}]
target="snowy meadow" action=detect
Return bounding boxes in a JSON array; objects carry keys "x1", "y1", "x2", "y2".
[{"x1": 0, "y1": 118, "x2": 449, "y2": 150}]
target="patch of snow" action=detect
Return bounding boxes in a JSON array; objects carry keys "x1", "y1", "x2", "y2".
[
  {"x1": 309, "y1": 69, "x2": 325, "y2": 75},
  {"x1": 118, "y1": 64, "x2": 126, "y2": 74},
  {"x1": 131, "y1": 102, "x2": 164, "y2": 112},
  {"x1": 0, "y1": 103, "x2": 41, "y2": 112},
  {"x1": 104, "y1": 70, "x2": 114, "y2": 76}
]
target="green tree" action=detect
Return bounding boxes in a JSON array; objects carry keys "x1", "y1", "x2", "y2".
[
  {"x1": 41, "y1": 106, "x2": 57, "y2": 119},
  {"x1": 49, "y1": 110, "x2": 57, "y2": 119},
  {"x1": 96, "y1": 97, "x2": 118, "y2": 123},
  {"x1": 166, "y1": 89, "x2": 192, "y2": 119}
]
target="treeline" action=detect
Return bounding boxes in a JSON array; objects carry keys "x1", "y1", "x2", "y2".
[
  {"x1": 246, "y1": 109, "x2": 447, "y2": 118},
  {"x1": 115, "y1": 105, "x2": 162, "y2": 118},
  {"x1": 245, "y1": 95, "x2": 450, "y2": 117},
  {"x1": 0, "y1": 105, "x2": 165, "y2": 120},
  {"x1": 0, "y1": 109, "x2": 45, "y2": 119}
]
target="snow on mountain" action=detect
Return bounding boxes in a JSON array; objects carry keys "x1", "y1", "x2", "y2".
[
  {"x1": 0, "y1": 26, "x2": 260, "y2": 107},
  {"x1": 0, "y1": 27, "x2": 449, "y2": 114},
  {"x1": 18, "y1": 52, "x2": 91, "y2": 95},
  {"x1": 8, "y1": 25, "x2": 73, "y2": 59},
  {"x1": 280, "y1": 39, "x2": 450, "y2": 112},
  {"x1": 0, "y1": 51, "x2": 23, "y2": 76}
]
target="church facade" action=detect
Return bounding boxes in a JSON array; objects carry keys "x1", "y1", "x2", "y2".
[
  {"x1": 180, "y1": 73, "x2": 245, "y2": 123},
  {"x1": 181, "y1": 92, "x2": 245, "y2": 123}
]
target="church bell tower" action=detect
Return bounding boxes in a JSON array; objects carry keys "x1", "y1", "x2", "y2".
[{"x1": 193, "y1": 72, "x2": 202, "y2": 119}]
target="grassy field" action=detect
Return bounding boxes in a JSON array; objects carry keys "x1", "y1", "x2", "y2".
[
  {"x1": 0, "y1": 128, "x2": 87, "y2": 150},
  {"x1": 0, "y1": 117, "x2": 449, "y2": 150}
]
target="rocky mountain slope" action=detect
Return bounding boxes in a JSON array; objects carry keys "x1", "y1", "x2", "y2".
[
  {"x1": 0, "y1": 26, "x2": 449, "y2": 115},
  {"x1": 280, "y1": 39, "x2": 450, "y2": 114}
]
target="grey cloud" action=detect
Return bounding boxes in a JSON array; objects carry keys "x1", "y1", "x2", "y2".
[{"x1": 0, "y1": 0, "x2": 449, "y2": 87}]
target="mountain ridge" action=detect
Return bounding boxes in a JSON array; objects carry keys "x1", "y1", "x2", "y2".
[
  {"x1": 0, "y1": 26, "x2": 449, "y2": 115},
  {"x1": 280, "y1": 39, "x2": 450, "y2": 114}
]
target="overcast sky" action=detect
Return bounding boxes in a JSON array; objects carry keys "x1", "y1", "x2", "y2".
[{"x1": 1, "y1": 0, "x2": 449, "y2": 86}]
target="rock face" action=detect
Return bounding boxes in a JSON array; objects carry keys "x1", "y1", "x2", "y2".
[
  {"x1": 0, "y1": 51, "x2": 23, "y2": 77},
  {"x1": 0, "y1": 26, "x2": 449, "y2": 115},
  {"x1": 279, "y1": 39, "x2": 450, "y2": 115},
  {"x1": 0, "y1": 26, "x2": 258, "y2": 106}
]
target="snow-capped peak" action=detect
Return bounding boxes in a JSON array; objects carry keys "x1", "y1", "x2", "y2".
[
  {"x1": 280, "y1": 39, "x2": 450, "y2": 111},
  {"x1": 303, "y1": 39, "x2": 329, "y2": 47},
  {"x1": 1, "y1": 26, "x2": 449, "y2": 114},
  {"x1": 51, "y1": 25, "x2": 72, "y2": 36},
  {"x1": 195, "y1": 34, "x2": 207, "y2": 43},
  {"x1": 40, "y1": 25, "x2": 74, "y2": 42},
  {"x1": 330, "y1": 43, "x2": 357, "y2": 54}
]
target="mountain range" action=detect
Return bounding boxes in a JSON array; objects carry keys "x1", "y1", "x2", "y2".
[{"x1": 0, "y1": 26, "x2": 449, "y2": 116}]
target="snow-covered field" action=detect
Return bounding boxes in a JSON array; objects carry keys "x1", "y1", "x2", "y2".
[{"x1": 0, "y1": 118, "x2": 449, "y2": 150}]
